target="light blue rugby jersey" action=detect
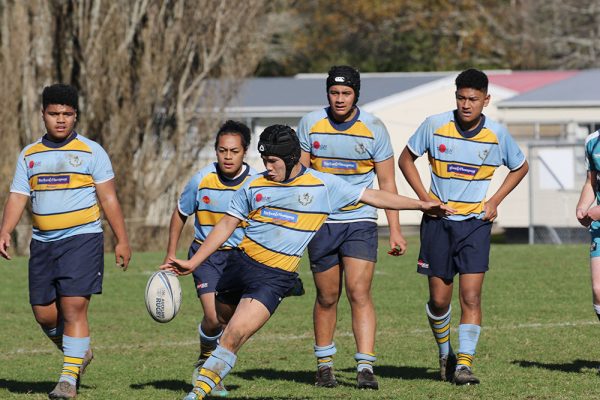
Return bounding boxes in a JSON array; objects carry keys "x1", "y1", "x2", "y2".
[
  {"x1": 407, "y1": 110, "x2": 525, "y2": 221},
  {"x1": 585, "y1": 130, "x2": 600, "y2": 229},
  {"x1": 10, "y1": 133, "x2": 114, "y2": 241},
  {"x1": 297, "y1": 107, "x2": 393, "y2": 223},
  {"x1": 178, "y1": 162, "x2": 257, "y2": 249},
  {"x1": 226, "y1": 167, "x2": 364, "y2": 272}
]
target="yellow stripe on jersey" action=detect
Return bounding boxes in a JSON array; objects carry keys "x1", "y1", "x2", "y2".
[
  {"x1": 310, "y1": 156, "x2": 374, "y2": 175},
  {"x1": 25, "y1": 139, "x2": 92, "y2": 156},
  {"x1": 199, "y1": 173, "x2": 246, "y2": 190},
  {"x1": 429, "y1": 158, "x2": 495, "y2": 180},
  {"x1": 429, "y1": 192, "x2": 484, "y2": 216},
  {"x1": 239, "y1": 238, "x2": 302, "y2": 272},
  {"x1": 311, "y1": 119, "x2": 375, "y2": 138},
  {"x1": 200, "y1": 368, "x2": 222, "y2": 384},
  {"x1": 33, "y1": 204, "x2": 100, "y2": 231},
  {"x1": 249, "y1": 173, "x2": 325, "y2": 188},
  {"x1": 340, "y1": 202, "x2": 366, "y2": 212},
  {"x1": 435, "y1": 123, "x2": 499, "y2": 144},
  {"x1": 30, "y1": 173, "x2": 94, "y2": 191},
  {"x1": 249, "y1": 207, "x2": 327, "y2": 232},
  {"x1": 196, "y1": 209, "x2": 226, "y2": 226}
]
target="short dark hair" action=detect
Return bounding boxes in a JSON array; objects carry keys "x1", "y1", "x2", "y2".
[
  {"x1": 42, "y1": 84, "x2": 78, "y2": 111},
  {"x1": 455, "y1": 68, "x2": 488, "y2": 92},
  {"x1": 214, "y1": 120, "x2": 252, "y2": 151}
]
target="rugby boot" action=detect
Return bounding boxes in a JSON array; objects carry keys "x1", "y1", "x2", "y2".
[
  {"x1": 453, "y1": 366, "x2": 480, "y2": 385},
  {"x1": 48, "y1": 381, "x2": 77, "y2": 399},
  {"x1": 439, "y1": 353, "x2": 457, "y2": 382},
  {"x1": 315, "y1": 366, "x2": 338, "y2": 388},
  {"x1": 356, "y1": 369, "x2": 379, "y2": 390}
]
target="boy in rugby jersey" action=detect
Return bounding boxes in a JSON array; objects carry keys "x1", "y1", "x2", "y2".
[
  {"x1": 398, "y1": 68, "x2": 528, "y2": 385},
  {"x1": 576, "y1": 129, "x2": 600, "y2": 363},
  {"x1": 162, "y1": 124, "x2": 452, "y2": 400},
  {"x1": 0, "y1": 84, "x2": 131, "y2": 399},
  {"x1": 297, "y1": 65, "x2": 405, "y2": 389},
  {"x1": 162, "y1": 120, "x2": 256, "y2": 396}
]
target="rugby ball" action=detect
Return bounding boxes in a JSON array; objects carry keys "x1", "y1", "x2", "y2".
[{"x1": 145, "y1": 271, "x2": 182, "y2": 323}]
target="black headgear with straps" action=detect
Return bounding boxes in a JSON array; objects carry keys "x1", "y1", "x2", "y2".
[
  {"x1": 326, "y1": 65, "x2": 360, "y2": 104},
  {"x1": 258, "y1": 125, "x2": 301, "y2": 181}
]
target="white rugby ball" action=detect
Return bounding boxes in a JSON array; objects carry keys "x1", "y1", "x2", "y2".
[{"x1": 145, "y1": 271, "x2": 182, "y2": 323}]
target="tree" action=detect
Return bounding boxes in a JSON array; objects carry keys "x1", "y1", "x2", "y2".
[{"x1": 0, "y1": 0, "x2": 270, "y2": 252}]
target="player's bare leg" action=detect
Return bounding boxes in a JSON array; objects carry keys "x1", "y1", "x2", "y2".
[
  {"x1": 313, "y1": 265, "x2": 342, "y2": 387},
  {"x1": 343, "y1": 257, "x2": 378, "y2": 389}
]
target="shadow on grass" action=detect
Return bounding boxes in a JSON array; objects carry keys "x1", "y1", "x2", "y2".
[
  {"x1": 340, "y1": 364, "x2": 438, "y2": 381},
  {"x1": 130, "y1": 379, "x2": 240, "y2": 393},
  {"x1": 512, "y1": 359, "x2": 599, "y2": 373},
  {"x1": 232, "y1": 368, "x2": 315, "y2": 385},
  {"x1": 0, "y1": 379, "x2": 56, "y2": 394}
]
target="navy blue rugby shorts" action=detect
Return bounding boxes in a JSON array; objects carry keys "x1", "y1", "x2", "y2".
[
  {"x1": 215, "y1": 249, "x2": 297, "y2": 315},
  {"x1": 188, "y1": 241, "x2": 233, "y2": 296},
  {"x1": 29, "y1": 232, "x2": 104, "y2": 305},
  {"x1": 417, "y1": 215, "x2": 492, "y2": 281},
  {"x1": 307, "y1": 221, "x2": 378, "y2": 273}
]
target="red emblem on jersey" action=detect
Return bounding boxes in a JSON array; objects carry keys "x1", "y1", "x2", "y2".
[
  {"x1": 313, "y1": 141, "x2": 320, "y2": 149},
  {"x1": 28, "y1": 160, "x2": 35, "y2": 168},
  {"x1": 256, "y1": 193, "x2": 263, "y2": 202},
  {"x1": 202, "y1": 196, "x2": 210, "y2": 204},
  {"x1": 438, "y1": 144, "x2": 446, "y2": 153}
]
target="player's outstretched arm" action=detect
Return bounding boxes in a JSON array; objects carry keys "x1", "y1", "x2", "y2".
[
  {"x1": 163, "y1": 207, "x2": 187, "y2": 264},
  {"x1": 375, "y1": 157, "x2": 407, "y2": 256},
  {"x1": 96, "y1": 179, "x2": 131, "y2": 270},
  {"x1": 398, "y1": 147, "x2": 430, "y2": 201},
  {"x1": 359, "y1": 188, "x2": 455, "y2": 217},
  {"x1": 162, "y1": 214, "x2": 241, "y2": 276},
  {"x1": 576, "y1": 171, "x2": 596, "y2": 226},
  {"x1": 0, "y1": 193, "x2": 29, "y2": 260}
]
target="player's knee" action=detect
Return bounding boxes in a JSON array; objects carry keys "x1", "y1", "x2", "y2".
[
  {"x1": 345, "y1": 287, "x2": 372, "y2": 306},
  {"x1": 460, "y1": 292, "x2": 481, "y2": 309},
  {"x1": 428, "y1": 298, "x2": 450, "y2": 314},
  {"x1": 316, "y1": 291, "x2": 339, "y2": 308}
]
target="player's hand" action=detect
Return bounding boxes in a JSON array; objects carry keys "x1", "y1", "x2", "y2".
[
  {"x1": 114, "y1": 241, "x2": 131, "y2": 271},
  {"x1": 421, "y1": 201, "x2": 455, "y2": 218},
  {"x1": 161, "y1": 257, "x2": 195, "y2": 276},
  {"x1": 577, "y1": 207, "x2": 592, "y2": 227},
  {"x1": 0, "y1": 232, "x2": 11, "y2": 260},
  {"x1": 587, "y1": 205, "x2": 600, "y2": 222},
  {"x1": 482, "y1": 200, "x2": 499, "y2": 222},
  {"x1": 388, "y1": 230, "x2": 407, "y2": 256}
]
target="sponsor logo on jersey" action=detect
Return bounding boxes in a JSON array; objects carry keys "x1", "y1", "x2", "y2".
[
  {"x1": 255, "y1": 193, "x2": 271, "y2": 202},
  {"x1": 202, "y1": 196, "x2": 210, "y2": 204},
  {"x1": 448, "y1": 164, "x2": 478, "y2": 176},
  {"x1": 417, "y1": 259, "x2": 429, "y2": 269},
  {"x1": 298, "y1": 192, "x2": 313, "y2": 206},
  {"x1": 322, "y1": 160, "x2": 357, "y2": 170},
  {"x1": 28, "y1": 160, "x2": 42, "y2": 169},
  {"x1": 261, "y1": 208, "x2": 298, "y2": 223},
  {"x1": 438, "y1": 143, "x2": 454, "y2": 154},
  {"x1": 38, "y1": 175, "x2": 70, "y2": 185}
]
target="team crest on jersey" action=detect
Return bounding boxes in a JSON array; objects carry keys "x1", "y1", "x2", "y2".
[
  {"x1": 298, "y1": 192, "x2": 313, "y2": 206},
  {"x1": 478, "y1": 149, "x2": 490, "y2": 161},
  {"x1": 67, "y1": 154, "x2": 82, "y2": 167},
  {"x1": 354, "y1": 143, "x2": 367, "y2": 155}
]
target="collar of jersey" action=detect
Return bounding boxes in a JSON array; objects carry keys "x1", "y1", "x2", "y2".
[
  {"x1": 42, "y1": 132, "x2": 78, "y2": 148},
  {"x1": 452, "y1": 111, "x2": 486, "y2": 139},
  {"x1": 325, "y1": 106, "x2": 360, "y2": 132}
]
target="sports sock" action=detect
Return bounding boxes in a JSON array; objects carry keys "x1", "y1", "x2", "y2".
[
  {"x1": 457, "y1": 324, "x2": 481, "y2": 370},
  {"x1": 59, "y1": 335, "x2": 90, "y2": 386},
  {"x1": 199, "y1": 324, "x2": 223, "y2": 360},
  {"x1": 354, "y1": 352, "x2": 376, "y2": 373},
  {"x1": 593, "y1": 304, "x2": 600, "y2": 321},
  {"x1": 314, "y1": 343, "x2": 336, "y2": 370},
  {"x1": 426, "y1": 303, "x2": 453, "y2": 358},
  {"x1": 191, "y1": 345, "x2": 237, "y2": 398},
  {"x1": 42, "y1": 323, "x2": 64, "y2": 351}
]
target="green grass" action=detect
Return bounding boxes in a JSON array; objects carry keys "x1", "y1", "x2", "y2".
[{"x1": 1, "y1": 238, "x2": 599, "y2": 399}]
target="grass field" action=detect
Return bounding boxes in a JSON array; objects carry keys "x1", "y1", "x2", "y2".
[{"x1": 1, "y1": 237, "x2": 599, "y2": 399}]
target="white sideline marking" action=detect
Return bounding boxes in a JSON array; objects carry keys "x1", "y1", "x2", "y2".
[{"x1": 4, "y1": 320, "x2": 597, "y2": 356}]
